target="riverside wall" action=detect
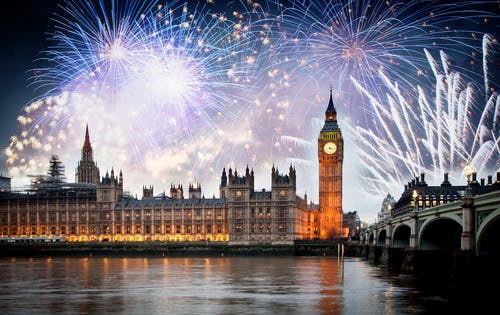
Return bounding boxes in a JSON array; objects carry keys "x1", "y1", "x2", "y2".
[{"x1": 0, "y1": 241, "x2": 364, "y2": 258}]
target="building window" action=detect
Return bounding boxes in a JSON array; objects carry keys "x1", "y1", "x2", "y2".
[
  {"x1": 236, "y1": 191, "x2": 242, "y2": 197},
  {"x1": 278, "y1": 224, "x2": 285, "y2": 233},
  {"x1": 266, "y1": 208, "x2": 271, "y2": 218},
  {"x1": 206, "y1": 224, "x2": 212, "y2": 234},
  {"x1": 236, "y1": 210, "x2": 243, "y2": 219},
  {"x1": 176, "y1": 224, "x2": 181, "y2": 234}
]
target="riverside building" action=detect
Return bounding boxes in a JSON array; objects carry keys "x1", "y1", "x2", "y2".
[{"x1": 0, "y1": 91, "x2": 345, "y2": 243}]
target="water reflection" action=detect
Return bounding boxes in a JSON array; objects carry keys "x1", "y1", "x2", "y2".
[{"x1": 0, "y1": 257, "x2": 462, "y2": 314}]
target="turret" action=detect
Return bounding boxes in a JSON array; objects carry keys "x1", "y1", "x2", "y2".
[
  {"x1": 189, "y1": 182, "x2": 202, "y2": 199},
  {"x1": 97, "y1": 168, "x2": 123, "y2": 203},
  {"x1": 143, "y1": 185, "x2": 154, "y2": 199},
  {"x1": 220, "y1": 168, "x2": 227, "y2": 187},
  {"x1": 170, "y1": 184, "x2": 184, "y2": 199}
]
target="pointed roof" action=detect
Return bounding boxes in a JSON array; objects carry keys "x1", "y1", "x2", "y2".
[
  {"x1": 320, "y1": 88, "x2": 341, "y2": 132},
  {"x1": 81, "y1": 123, "x2": 94, "y2": 160},
  {"x1": 326, "y1": 88, "x2": 336, "y2": 115},
  {"x1": 84, "y1": 124, "x2": 90, "y2": 146}
]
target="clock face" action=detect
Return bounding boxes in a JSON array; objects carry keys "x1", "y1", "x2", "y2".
[{"x1": 324, "y1": 142, "x2": 337, "y2": 154}]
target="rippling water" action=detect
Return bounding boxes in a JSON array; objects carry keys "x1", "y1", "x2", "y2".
[{"x1": 0, "y1": 257, "x2": 468, "y2": 314}]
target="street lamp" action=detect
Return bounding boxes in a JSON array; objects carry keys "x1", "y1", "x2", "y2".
[{"x1": 465, "y1": 163, "x2": 473, "y2": 197}]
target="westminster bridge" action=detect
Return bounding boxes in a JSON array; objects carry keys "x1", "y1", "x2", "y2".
[{"x1": 360, "y1": 190, "x2": 500, "y2": 275}]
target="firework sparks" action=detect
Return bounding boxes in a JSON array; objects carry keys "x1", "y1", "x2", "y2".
[
  {"x1": 3, "y1": 0, "x2": 498, "y2": 222},
  {"x1": 347, "y1": 34, "x2": 499, "y2": 195}
]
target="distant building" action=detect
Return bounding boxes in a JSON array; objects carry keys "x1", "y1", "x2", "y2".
[
  {"x1": 378, "y1": 194, "x2": 396, "y2": 222},
  {"x1": 391, "y1": 172, "x2": 500, "y2": 217},
  {"x1": 343, "y1": 211, "x2": 361, "y2": 240},
  {"x1": 0, "y1": 175, "x2": 10, "y2": 192}
]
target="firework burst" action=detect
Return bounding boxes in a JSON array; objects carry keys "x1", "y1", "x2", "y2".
[
  {"x1": 348, "y1": 34, "x2": 499, "y2": 196},
  {"x1": 7, "y1": 0, "x2": 265, "y2": 190}
]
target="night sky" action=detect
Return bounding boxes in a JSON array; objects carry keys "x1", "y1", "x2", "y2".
[{"x1": 0, "y1": 0, "x2": 61, "y2": 174}]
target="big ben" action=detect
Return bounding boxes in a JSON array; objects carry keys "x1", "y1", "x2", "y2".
[{"x1": 318, "y1": 89, "x2": 343, "y2": 239}]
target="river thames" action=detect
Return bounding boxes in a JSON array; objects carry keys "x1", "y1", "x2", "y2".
[{"x1": 0, "y1": 256, "x2": 482, "y2": 314}]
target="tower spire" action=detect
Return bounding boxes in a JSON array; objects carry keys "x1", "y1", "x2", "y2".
[
  {"x1": 76, "y1": 123, "x2": 100, "y2": 185},
  {"x1": 81, "y1": 123, "x2": 93, "y2": 161},
  {"x1": 84, "y1": 124, "x2": 90, "y2": 146},
  {"x1": 325, "y1": 88, "x2": 337, "y2": 121}
]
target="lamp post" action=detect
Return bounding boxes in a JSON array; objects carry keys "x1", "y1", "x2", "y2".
[
  {"x1": 461, "y1": 163, "x2": 475, "y2": 251},
  {"x1": 465, "y1": 163, "x2": 473, "y2": 198}
]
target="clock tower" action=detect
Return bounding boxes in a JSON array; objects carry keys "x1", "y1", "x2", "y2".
[{"x1": 318, "y1": 89, "x2": 343, "y2": 239}]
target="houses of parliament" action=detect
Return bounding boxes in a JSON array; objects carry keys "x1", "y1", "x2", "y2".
[{"x1": 0, "y1": 92, "x2": 345, "y2": 243}]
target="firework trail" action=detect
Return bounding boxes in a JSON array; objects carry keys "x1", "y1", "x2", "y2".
[
  {"x1": 6, "y1": 0, "x2": 271, "y2": 191},
  {"x1": 347, "y1": 34, "x2": 499, "y2": 196},
  {"x1": 252, "y1": 0, "x2": 499, "y2": 125}
]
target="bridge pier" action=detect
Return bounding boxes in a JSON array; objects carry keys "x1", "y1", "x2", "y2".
[
  {"x1": 400, "y1": 249, "x2": 416, "y2": 273},
  {"x1": 461, "y1": 197, "x2": 475, "y2": 251},
  {"x1": 409, "y1": 212, "x2": 418, "y2": 249}
]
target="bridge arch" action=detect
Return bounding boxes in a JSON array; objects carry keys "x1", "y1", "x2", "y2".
[
  {"x1": 392, "y1": 224, "x2": 411, "y2": 248},
  {"x1": 369, "y1": 232, "x2": 375, "y2": 245},
  {"x1": 419, "y1": 217, "x2": 462, "y2": 251},
  {"x1": 377, "y1": 229, "x2": 387, "y2": 246},
  {"x1": 477, "y1": 208, "x2": 500, "y2": 256}
]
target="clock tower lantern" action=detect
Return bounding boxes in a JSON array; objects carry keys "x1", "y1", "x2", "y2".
[{"x1": 318, "y1": 89, "x2": 343, "y2": 239}]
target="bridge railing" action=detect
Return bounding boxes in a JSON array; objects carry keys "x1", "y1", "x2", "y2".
[{"x1": 391, "y1": 205, "x2": 414, "y2": 217}]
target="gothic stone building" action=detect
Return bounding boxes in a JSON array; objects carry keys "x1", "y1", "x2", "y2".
[{"x1": 0, "y1": 91, "x2": 344, "y2": 243}]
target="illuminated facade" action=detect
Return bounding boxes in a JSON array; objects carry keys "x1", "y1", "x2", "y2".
[
  {"x1": 318, "y1": 89, "x2": 344, "y2": 239},
  {"x1": 0, "y1": 126, "x2": 322, "y2": 244}
]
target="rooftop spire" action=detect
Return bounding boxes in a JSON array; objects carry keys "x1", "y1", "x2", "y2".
[
  {"x1": 84, "y1": 124, "x2": 90, "y2": 145},
  {"x1": 81, "y1": 124, "x2": 93, "y2": 161},
  {"x1": 325, "y1": 88, "x2": 337, "y2": 121}
]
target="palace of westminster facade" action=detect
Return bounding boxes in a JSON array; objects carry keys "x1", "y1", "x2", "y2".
[{"x1": 0, "y1": 92, "x2": 345, "y2": 243}]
